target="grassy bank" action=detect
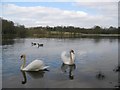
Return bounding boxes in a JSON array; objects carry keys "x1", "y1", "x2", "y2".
[
  {"x1": 2, "y1": 32, "x2": 120, "y2": 39},
  {"x1": 27, "y1": 31, "x2": 120, "y2": 38}
]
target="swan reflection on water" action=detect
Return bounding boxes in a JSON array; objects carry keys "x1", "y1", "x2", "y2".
[
  {"x1": 21, "y1": 70, "x2": 47, "y2": 84},
  {"x1": 61, "y1": 63, "x2": 76, "y2": 80},
  {"x1": 21, "y1": 71, "x2": 27, "y2": 84}
]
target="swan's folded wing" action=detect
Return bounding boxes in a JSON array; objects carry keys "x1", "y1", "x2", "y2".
[
  {"x1": 61, "y1": 51, "x2": 70, "y2": 64},
  {"x1": 40, "y1": 66, "x2": 49, "y2": 70},
  {"x1": 23, "y1": 60, "x2": 44, "y2": 71}
]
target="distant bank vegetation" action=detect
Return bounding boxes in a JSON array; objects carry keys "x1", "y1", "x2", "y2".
[{"x1": 1, "y1": 18, "x2": 120, "y2": 39}]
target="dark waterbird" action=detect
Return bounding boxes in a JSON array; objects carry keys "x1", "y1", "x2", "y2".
[
  {"x1": 38, "y1": 43, "x2": 43, "y2": 48},
  {"x1": 113, "y1": 66, "x2": 120, "y2": 72},
  {"x1": 96, "y1": 71, "x2": 105, "y2": 80},
  {"x1": 31, "y1": 42, "x2": 37, "y2": 46}
]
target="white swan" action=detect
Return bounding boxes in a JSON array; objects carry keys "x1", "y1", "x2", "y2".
[
  {"x1": 20, "y1": 54, "x2": 49, "y2": 71},
  {"x1": 61, "y1": 50, "x2": 75, "y2": 65}
]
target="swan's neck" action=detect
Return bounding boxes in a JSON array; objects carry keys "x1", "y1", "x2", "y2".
[
  {"x1": 21, "y1": 57, "x2": 26, "y2": 70},
  {"x1": 70, "y1": 53, "x2": 74, "y2": 64}
]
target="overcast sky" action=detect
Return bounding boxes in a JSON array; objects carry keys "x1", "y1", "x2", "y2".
[{"x1": 1, "y1": 0, "x2": 119, "y2": 28}]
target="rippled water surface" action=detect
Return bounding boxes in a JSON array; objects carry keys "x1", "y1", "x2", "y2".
[{"x1": 2, "y1": 38, "x2": 118, "y2": 88}]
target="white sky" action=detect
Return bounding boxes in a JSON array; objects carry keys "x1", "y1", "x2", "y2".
[
  {"x1": 2, "y1": 0, "x2": 120, "y2": 2},
  {"x1": 1, "y1": 0, "x2": 119, "y2": 28}
]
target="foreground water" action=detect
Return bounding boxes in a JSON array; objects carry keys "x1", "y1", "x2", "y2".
[{"x1": 2, "y1": 38, "x2": 118, "y2": 88}]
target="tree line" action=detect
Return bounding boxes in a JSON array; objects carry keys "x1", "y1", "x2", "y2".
[
  {"x1": 2, "y1": 18, "x2": 120, "y2": 38},
  {"x1": 2, "y1": 18, "x2": 27, "y2": 38}
]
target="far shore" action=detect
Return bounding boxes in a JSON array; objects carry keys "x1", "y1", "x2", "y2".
[
  {"x1": 80, "y1": 34, "x2": 120, "y2": 37},
  {"x1": 31, "y1": 33, "x2": 120, "y2": 38},
  {"x1": 2, "y1": 33, "x2": 120, "y2": 39}
]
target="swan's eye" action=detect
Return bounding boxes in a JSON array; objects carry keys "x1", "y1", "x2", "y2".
[
  {"x1": 21, "y1": 55, "x2": 23, "y2": 58},
  {"x1": 71, "y1": 50, "x2": 74, "y2": 54}
]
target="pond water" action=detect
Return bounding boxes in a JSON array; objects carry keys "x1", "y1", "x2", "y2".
[{"x1": 2, "y1": 38, "x2": 118, "y2": 88}]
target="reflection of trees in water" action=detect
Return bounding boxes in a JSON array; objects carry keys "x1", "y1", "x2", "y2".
[
  {"x1": 61, "y1": 63, "x2": 76, "y2": 80},
  {"x1": 93, "y1": 38, "x2": 101, "y2": 43},
  {"x1": 2, "y1": 38, "x2": 25, "y2": 45},
  {"x1": 0, "y1": 36, "x2": 2, "y2": 45},
  {"x1": 2, "y1": 37, "x2": 117, "y2": 45},
  {"x1": 21, "y1": 70, "x2": 46, "y2": 84},
  {"x1": 109, "y1": 38, "x2": 117, "y2": 43},
  {"x1": 93, "y1": 37, "x2": 117, "y2": 44},
  {"x1": 108, "y1": 38, "x2": 117, "y2": 43},
  {"x1": 2, "y1": 39, "x2": 15, "y2": 45}
]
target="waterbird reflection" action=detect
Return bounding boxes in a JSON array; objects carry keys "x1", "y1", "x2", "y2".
[
  {"x1": 31, "y1": 42, "x2": 43, "y2": 47},
  {"x1": 96, "y1": 71, "x2": 105, "y2": 80},
  {"x1": 61, "y1": 63, "x2": 76, "y2": 80},
  {"x1": 114, "y1": 81, "x2": 120, "y2": 88},
  {"x1": 27, "y1": 71, "x2": 45, "y2": 79},
  {"x1": 21, "y1": 71, "x2": 27, "y2": 84},
  {"x1": 21, "y1": 70, "x2": 47, "y2": 84}
]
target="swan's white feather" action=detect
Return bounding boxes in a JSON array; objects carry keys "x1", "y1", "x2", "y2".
[
  {"x1": 22, "y1": 60, "x2": 48, "y2": 71},
  {"x1": 61, "y1": 51, "x2": 75, "y2": 65}
]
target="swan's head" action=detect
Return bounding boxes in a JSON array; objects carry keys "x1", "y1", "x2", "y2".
[
  {"x1": 70, "y1": 50, "x2": 75, "y2": 54},
  {"x1": 20, "y1": 54, "x2": 26, "y2": 60}
]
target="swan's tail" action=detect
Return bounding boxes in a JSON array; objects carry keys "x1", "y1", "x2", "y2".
[
  {"x1": 21, "y1": 68, "x2": 28, "y2": 71},
  {"x1": 42, "y1": 66, "x2": 49, "y2": 70}
]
